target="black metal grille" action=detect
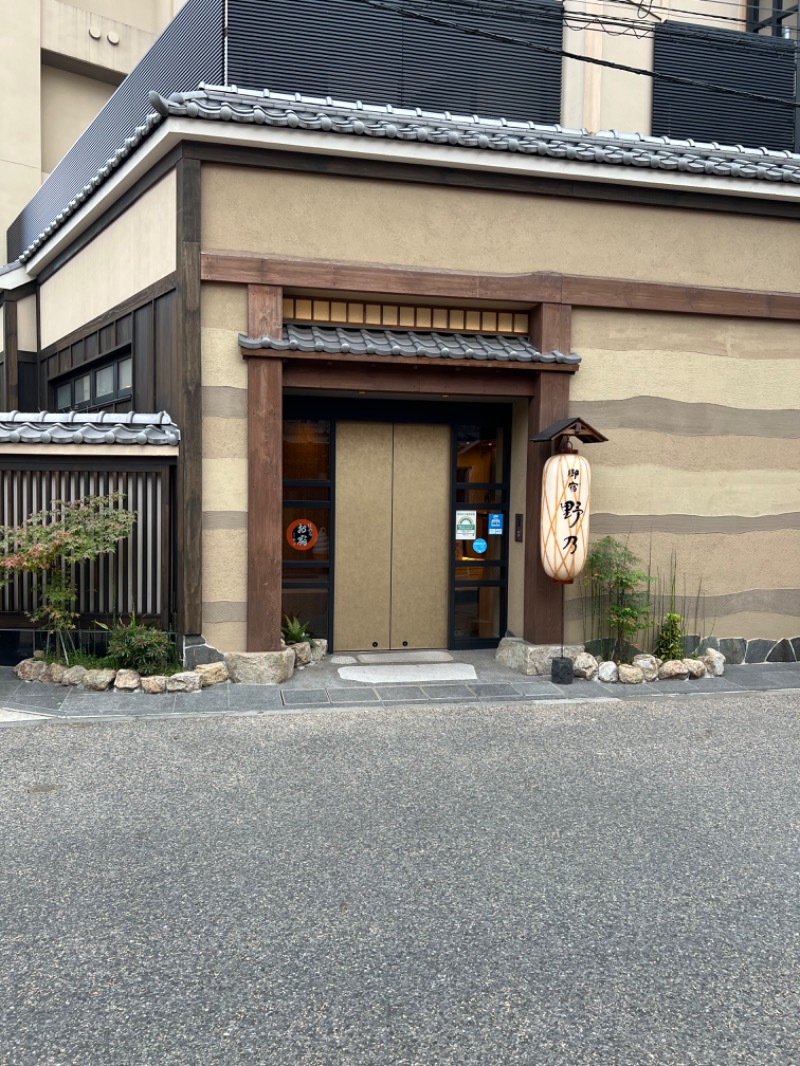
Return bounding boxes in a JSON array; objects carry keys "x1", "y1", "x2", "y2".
[
  {"x1": 227, "y1": 0, "x2": 563, "y2": 122},
  {"x1": 7, "y1": 0, "x2": 224, "y2": 263},
  {"x1": 652, "y1": 22, "x2": 796, "y2": 152}
]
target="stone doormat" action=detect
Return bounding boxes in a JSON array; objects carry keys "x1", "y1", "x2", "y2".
[
  {"x1": 355, "y1": 651, "x2": 454, "y2": 665},
  {"x1": 338, "y1": 663, "x2": 478, "y2": 684}
]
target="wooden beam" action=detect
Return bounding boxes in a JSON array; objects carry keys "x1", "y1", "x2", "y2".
[
  {"x1": 282, "y1": 359, "x2": 542, "y2": 395},
  {"x1": 175, "y1": 156, "x2": 203, "y2": 637},
  {"x1": 202, "y1": 251, "x2": 800, "y2": 322},
  {"x1": 204, "y1": 251, "x2": 563, "y2": 303},
  {"x1": 561, "y1": 276, "x2": 800, "y2": 320},
  {"x1": 524, "y1": 304, "x2": 573, "y2": 645},
  {"x1": 245, "y1": 286, "x2": 284, "y2": 651}
]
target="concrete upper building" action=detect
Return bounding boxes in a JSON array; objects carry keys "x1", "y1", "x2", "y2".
[
  {"x1": 2, "y1": 0, "x2": 795, "y2": 264},
  {"x1": 1, "y1": 0, "x2": 187, "y2": 261}
]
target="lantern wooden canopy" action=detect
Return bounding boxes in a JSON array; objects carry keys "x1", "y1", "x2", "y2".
[{"x1": 531, "y1": 417, "x2": 609, "y2": 453}]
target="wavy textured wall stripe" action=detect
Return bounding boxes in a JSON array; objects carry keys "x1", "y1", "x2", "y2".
[
  {"x1": 567, "y1": 308, "x2": 800, "y2": 641},
  {"x1": 201, "y1": 287, "x2": 250, "y2": 651}
]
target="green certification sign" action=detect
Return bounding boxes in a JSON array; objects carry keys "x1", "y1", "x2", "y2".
[{"x1": 455, "y1": 510, "x2": 477, "y2": 540}]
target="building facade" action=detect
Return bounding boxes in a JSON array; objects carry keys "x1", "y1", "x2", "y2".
[{"x1": 1, "y1": 0, "x2": 799, "y2": 657}]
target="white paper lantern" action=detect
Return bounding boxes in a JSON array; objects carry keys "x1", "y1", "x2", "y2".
[{"x1": 540, "y1": 452, "x2": 591, "y2": 583}]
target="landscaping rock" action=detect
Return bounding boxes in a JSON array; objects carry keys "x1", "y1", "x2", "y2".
[
  {"x1": 141, "y1": 675, "x2": 167, "y2": 694},
  {"x1": 114, "y1": 669, "x2": 141, "y2": 691},
  {"x1": 597, "y1": 661, "x2": 619, "y2": 683},
  {"x1": 572, "y1": 652, "x2": 599, "y2": 680},
  {"x1": 310, "y1": 639, "x2": 328, "y2": 663},
  {"x1": 33, "y1": 650, "x2": 46, "y2": 660},
  {"x1": 745, "y1": 638, "x2": 775, "y2": 664},
  {"x1": 680, "y1": 635, "x2": 701, "y2": 656},
  {"x1": 683, "y1": 659, "x2": 707, "y2": 679},
  {"x1": 717, "y1": 638, "x2": 746, "y2": 665},
  {"x1": 166, "y1": 671, "x2": 201, "y2": 693},
  {"x1": 183, "y1": 637, "x2": 225, "y2": 670},
  {"x1": 696, "y1": 636, "x2": 721, "y2": 655},
  {"x1": 83, "y1": 668, "x2": 116, "y2": 691},
  {"x1": 658, "y1": 660, "x2": 689, "y2": 680},
  {"x1": 42, "y1": 662, "x2": 67, "y2": 684},
  {"x1": 702, "y1": 648, "x2": 726, "y2": 677},
  {"x1": 15, "y1": 659, "x2": 48, "y2": 682},
  {"x1": 292, "y1": 641, "x2": 313, "y2": 666},
  {"x1": 618, "y1": 663, "x2": 645, "y2": 684},
  {"x1": 225, "y1": 648, "x2": 295, "y2": 685},
  {"x1": 196, "y1": 662, "x2": 229, "y2": 687},
  {"x1": 61, "y1": 665, "x2": 87, "y2": 687},
  {"x1": 495, "y1": 638, "x2": 584, "y2": 677},
  {"x1": 767, "y1": 638, "x2": 797, "y2": 663},
  {"x1": 632, "y1": 654, "x2": 659, "y2": 681}
]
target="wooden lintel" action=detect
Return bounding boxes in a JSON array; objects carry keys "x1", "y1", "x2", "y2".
[
  {"x1": 203, "y1": 251, "x2": 800, "y2": 322},
  {"x1": 282, "y1": 360, "x2": 542, "y2": 396},
  {"x1": 204, "y1": 251, "x2": 562, "y2": 303}
]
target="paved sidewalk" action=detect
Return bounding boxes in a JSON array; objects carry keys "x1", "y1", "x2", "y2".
[{"x1": 2, "y1": 652, "x2": 800, "y2": 724}]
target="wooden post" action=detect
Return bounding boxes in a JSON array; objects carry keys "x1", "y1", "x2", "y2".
[
  {"x1": 175, "y1": 156, "x2": 203, "y2": 637},
  {"x1": 244, "y1": 285, "x2": 283, "y2": 651},
  {"x1": 524, "y1": 303, "x2": 573, "y2": 644}
]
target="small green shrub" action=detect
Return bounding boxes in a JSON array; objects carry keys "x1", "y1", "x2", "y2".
[
  {"x1": 281, "y1": 615, "x2": 314, "y2": 646},
  {"x1": 654, "y1": 612, "x2": 685, "y2": 661},
  {"x1": 102, "y1": 614, "x2": 177, "y2": 674}
]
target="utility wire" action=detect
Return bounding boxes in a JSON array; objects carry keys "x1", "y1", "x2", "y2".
[
  {"x1": 411, "y1": 0, "x2": 799, "y2": 48},
  {"x1": 353, "y1": 0, "x2": 800, "y2": 109}
]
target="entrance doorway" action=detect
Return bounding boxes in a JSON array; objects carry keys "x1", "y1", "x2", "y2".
[{"x1": 334, "y1": 422, "x2": 450, "y2": 650}]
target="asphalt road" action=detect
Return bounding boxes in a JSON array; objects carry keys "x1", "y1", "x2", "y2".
[{"x1": 2, "y1": 693, "x2": 800, "y2": 1065}]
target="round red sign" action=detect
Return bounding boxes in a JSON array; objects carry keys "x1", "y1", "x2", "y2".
[{"x1": 286, "y1": 519, "x2": 319, "y2": 551}]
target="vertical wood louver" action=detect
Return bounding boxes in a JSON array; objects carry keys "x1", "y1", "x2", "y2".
[
  {"x1": 226, "y1": 0, "x2": 563, "y2": 124},
  {"x1": 652, "y1": 22, "x2": 795, "y2": 152}
]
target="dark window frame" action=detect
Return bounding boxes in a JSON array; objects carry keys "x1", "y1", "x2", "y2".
[{"x1": 52, "y1": 349, "x2": 133, "y2": 413}]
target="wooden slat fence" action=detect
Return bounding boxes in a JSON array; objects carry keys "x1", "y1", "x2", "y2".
[{"x1": 0, "y1": 460, "x2": 174, "y2": 628}]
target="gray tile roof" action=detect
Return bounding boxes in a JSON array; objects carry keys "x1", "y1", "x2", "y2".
[
  {"x1": 239, "y1": 324, "x2": 581, "y2": 365},
  {"x1": 0, "y1": 411, "x2": 180, "y2": 446},
  {"x1": 16, "y1": 82, "x2": 800, "y2": 265}
]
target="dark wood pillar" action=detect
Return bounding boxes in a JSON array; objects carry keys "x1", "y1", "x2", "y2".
[
  {"x1": 175, "y1": 155, "x2": 203, "y2": 636},
  {"x1": 244, "y1": 285, "x2": 283, "y2": 651},
  {"x1": 2, "y1": 298, "x2": 19, "y2": 409},
  {"x1": 523, "y1": 303, "x2": 573, "y2": 644}
]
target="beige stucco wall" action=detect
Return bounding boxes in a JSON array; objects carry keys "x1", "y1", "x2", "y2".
[
  {"x1": 201, "y1": 282, "x2": 249, "y2": 652},
  {"x1": 39, "y1": 170, "x2": 177, "y2": 348},
  {"x1": 16, "y1": 295, "x2": 38, "y2": 352},
  {"x1": 41, "y1": 65, "x2": 114, "y2": 176},
  {"x1": 202, "y1": 166, "x2": 800, "y2": 293},
  {"x1": 563, "y1": 308, "x2": 800, "y2": 644}
]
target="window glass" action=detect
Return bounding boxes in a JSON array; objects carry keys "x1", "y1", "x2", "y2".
[
  {"x1": 56, "y1": 383, "x2": 72, "y2": 410},
  {"x1": 95, "y1": 365, "x2": 114, "y2": 399},
  {"x1": 74, "y1": 375, "x2": 91, "y2": 405},
  {"x1": 281, "y1": 589, "x2": 329, "y2": 640},
  {"x1": 453, "y1": 586, "x2": 501, "y2": 641},
  {"x1": 283, "y1": 420, "x2": 330, "y2": 481},
  {"x1": 456, "y1": 426, "x2": 503, "y2": 483},
  {"x1": 118, "y1": 357, "x2": 132, "y2": 391}
]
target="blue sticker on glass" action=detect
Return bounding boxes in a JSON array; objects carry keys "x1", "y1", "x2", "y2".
[
  {"x1": 473, "y1": 538, "x2": 488, "y2": 554},
  {"x1": 488, "y1": 514, "x2": 504, "y2": 535}
]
